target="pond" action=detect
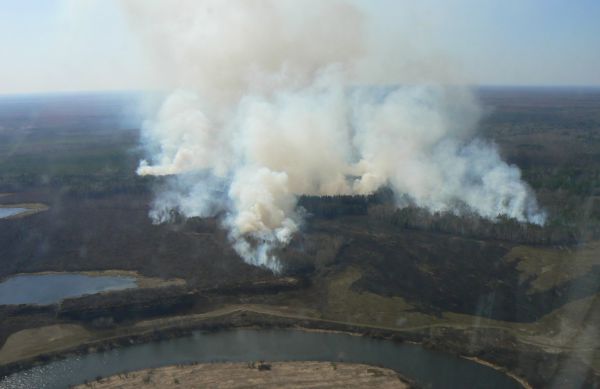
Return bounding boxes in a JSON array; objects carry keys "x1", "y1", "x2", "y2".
[
  {"x1": 0, "y1": 208, "x2": 28, "y2": 219},
  {"x1": 0, "y1": 329, "x2": 522, "y2": 389},
  {"x1": 0, "y1": 273, "x2": 138, "y2": 305}
]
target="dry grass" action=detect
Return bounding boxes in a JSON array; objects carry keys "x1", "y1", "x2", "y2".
[
  {"x1": 72, "y1": 361, "x2": 409, "y2": 389},
  {"x1": 325, "y1": 267, "x2": 431, "y2": 328},
  {"x1": 0, "y1": 324, "x2": 92, "y2": 365},
  {"x1": 324, "y1": 265, "x2": 600, "y2": 361},
  {"x1": 0, "y1": 270, "x2": 185, "y2": 288},
  {"x1": 504, "y1": 242, "x2": 600, "y2": 293}
]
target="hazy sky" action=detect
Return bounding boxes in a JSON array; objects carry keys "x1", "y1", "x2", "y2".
[{"x1": 1, "y1": 0, "x2": 599, "y2": 94}]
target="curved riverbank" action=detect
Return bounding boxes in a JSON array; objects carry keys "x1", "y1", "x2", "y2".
[
  {"x1": 0, "y1": 309, "x2": 528, "y2": 388},
  {"x1": 0, "y1": 270, "x2": 185, "y2": 289},
  {"x1": 462, "y1": 356, "x2": 533, "y2": 389},
  {"x1": 71, "y1": 361, "x2": 412, "y2": 388},
  {"x1": 0, "y1": 203, "x2": 48, "y2": 219},
  {"x1": 1, "y1": 327, "x2": 521, "y2": 389}
]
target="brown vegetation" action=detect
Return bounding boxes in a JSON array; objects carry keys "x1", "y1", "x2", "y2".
[
  {"x1": 1, "y1": 88, "x2": 600, "y2": 388},
  {"x1": 71, "y1": 361, "x2": 410, "y2": 389}
]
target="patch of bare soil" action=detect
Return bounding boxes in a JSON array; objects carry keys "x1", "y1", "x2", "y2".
[{"x1": 73, "y1": 361, "x2": 411, "y2": 388}]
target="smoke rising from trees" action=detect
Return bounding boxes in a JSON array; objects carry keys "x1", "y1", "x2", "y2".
[{"x1": 123, "y1": 0, "x2": 546, "y2": 271}]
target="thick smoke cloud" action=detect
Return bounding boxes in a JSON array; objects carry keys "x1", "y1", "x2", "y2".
[{"x1": 123, "y1": 0, "x2": 546, "y2": 271}]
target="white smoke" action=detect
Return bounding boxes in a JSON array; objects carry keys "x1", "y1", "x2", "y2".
[{"x1": 124, "y1": 0, "x2": 546, "y2": 271}]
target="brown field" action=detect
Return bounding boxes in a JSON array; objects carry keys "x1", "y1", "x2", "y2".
[{"x1": 72, "y1": 361, "x2": 410, "y2": 389}]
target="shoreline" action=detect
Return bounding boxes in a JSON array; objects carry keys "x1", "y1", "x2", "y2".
[
  {"x1": 0, "y1": 269, "x2": 185, "y2": 288},
  {"x1": 73, "y1": 361, "x2": 413, "y2": 388},
  {"x1": 0, "y1": 309, "x2": 531, "y2": 389},
  {"x1": 0, "y1": 202, "x2": 48, "y2": 219},
  {"x1": 71, "y1": 361, "x2": 413, "y2": 388},
  {"x1": 462, "y1": 356, "x2": 533, "y2": 389}
]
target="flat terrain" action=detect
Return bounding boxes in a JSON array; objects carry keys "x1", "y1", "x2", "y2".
[
  {"x1": 1, "y1": 88, "x2": 600, "y2": 387},
  {"x1": 71, "y1": 361, "x2": 409, "y2": 389},
  {"x1": 0, "y1": 324, "x2": 92, "y2": 365}
]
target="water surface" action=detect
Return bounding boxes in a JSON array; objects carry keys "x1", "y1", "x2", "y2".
[
  {"x1": 1, "y1": 329, "x2": 521, "y2": 389},
  {"x1": 0, "y1": 274, "x2": 137, "y2": 305},
  {"x1": 0, "y1": 208, "x2": 27, "y2": 219}
]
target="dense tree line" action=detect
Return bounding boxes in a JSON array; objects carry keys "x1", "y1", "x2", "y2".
[
  {"x1": 299, "y1": 187, "x2": 578, "y2": 245},
  {"x1": 297, "y1": 195, "x2": 369, "y2": 219},
  {"x1": 371, "y1": 204, "x2": 578, "y2": 245},
  {"x1": 298, "y1": 187, "x2": 394, "y2": 219},
  {"x1": 0, "y1": 173, "x2": 155, "y2": 196}
]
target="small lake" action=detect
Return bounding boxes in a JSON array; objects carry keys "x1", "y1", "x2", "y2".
[
  {"x1": 0, "y1": 329, "x2": 522, "y2": 389},
  {"x1": 0, "y1": 208, "x2": 28, "y2": 219},
  {"x1": 0, "y1": 274, "x2": 138, "y2": 305}
]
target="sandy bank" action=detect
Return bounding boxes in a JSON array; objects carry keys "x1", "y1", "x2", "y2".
[
  {"x1": 0, "y1": 203, "x2": 48, "y2": 219},
  {"x1": 72, "y1": 361, "x2": 410, "y2": 388},
  {"x1": 0, "y1": 269, "x2": 185, "y2": 288}
]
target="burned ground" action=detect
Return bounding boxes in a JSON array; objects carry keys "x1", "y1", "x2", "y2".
[
  {"x1": 1, "y1": 88, "x2": 600, "y2": 324},
  {"x1": 0, "y1": 192, "x2": 270, "y2": 287}
]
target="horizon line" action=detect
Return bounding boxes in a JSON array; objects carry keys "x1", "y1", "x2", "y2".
[{"x1": 1, "y1": 84, "x2": 600, "y2": 98}]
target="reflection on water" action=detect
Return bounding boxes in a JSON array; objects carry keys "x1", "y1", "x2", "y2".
[
  {"x1": 1, "y1": 329, "x2": 521, "y2": 389},
  {"x1": 0, "y1": 274, "x2": 137, "y2": 305},
  {"x1": 0, "y1": 208, "x2": 27, "y2": 219}
]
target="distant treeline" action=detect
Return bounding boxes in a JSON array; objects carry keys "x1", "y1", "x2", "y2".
[
  {"x1": 297, "y1": 194, "x2": 370, "y2": 219},
  {"x1": 298, "y1": 187, "x2": 394, "y2": 217},
  {"x1": 299, "y1": 188, "x2": 578, "y2": 245},
  {"x1": 523, "y1": 167, "x2": 600, "y2": 196},
  {"x1": 0, "y1": 173, "x2": 155, "y2": 196},
  {"x1": 372, "y1": 205, "x2": 577, "y2": 245}
]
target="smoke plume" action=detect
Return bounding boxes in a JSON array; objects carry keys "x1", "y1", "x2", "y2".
[{"x1": 123, "y1": 0, "x2": 546, "y2": 271}]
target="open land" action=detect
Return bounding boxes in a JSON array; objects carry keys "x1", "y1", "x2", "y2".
[
  {"x1": 1, "y1": 88, "x2": 600, "y2": 388},
  {"x1": 71, "y1": 361, "x2": 411, "y2": 389}
]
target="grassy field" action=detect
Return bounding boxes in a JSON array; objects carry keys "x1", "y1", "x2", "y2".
[{"x1": 0, "y1": 324, "x2": 93, "y2": 365}]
